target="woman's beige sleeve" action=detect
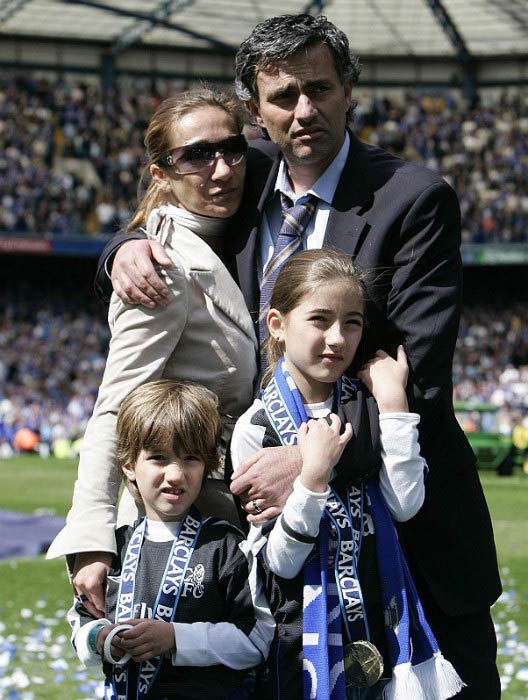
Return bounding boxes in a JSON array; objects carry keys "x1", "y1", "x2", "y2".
[{"x1": 46, "y1": 264, "x2": 188, "y2": 558}]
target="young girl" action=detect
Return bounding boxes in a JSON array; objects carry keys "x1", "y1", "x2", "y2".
[
  {"x1": 69, "y1": 379, "x2": 274, "y2": 700},
  {"x1": 230, "y1": 249, "x2": 464, "y2": 700}
]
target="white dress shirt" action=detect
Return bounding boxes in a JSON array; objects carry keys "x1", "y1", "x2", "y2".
[{"x1": 257, "y1": 132, "x2": 351, "y2": 281}]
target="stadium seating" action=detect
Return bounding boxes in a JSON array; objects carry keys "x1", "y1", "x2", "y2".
[
  {"x1": 1, "y1": 75, "x2": 527, "y2": 242},
  {"x1": 1, "y1": 289, "x2": 526, "y2": 455}
]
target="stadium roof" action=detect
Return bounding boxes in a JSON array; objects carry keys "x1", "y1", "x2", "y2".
[{"x1": 1, "y1": 0, "x2": 527, "y2": 58}]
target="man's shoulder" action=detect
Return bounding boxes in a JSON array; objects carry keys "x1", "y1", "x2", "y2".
[
  {"x1": 358, "y1": 137, "x2": 452, "y2": 194},
  {"x1": 247, "y1": 138, "x2": 279, "y2": 161}
]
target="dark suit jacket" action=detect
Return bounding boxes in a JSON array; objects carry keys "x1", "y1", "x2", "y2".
[
  {"x1": 227, "y1": 133, "x2": 501, "y2": 617},
  {"x1": 96, "y1": 132, "x2": 501, "y2": 617}
]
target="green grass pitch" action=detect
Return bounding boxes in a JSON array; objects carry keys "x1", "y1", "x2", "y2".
[{"x1": 0, "y1": 455, "x2": 527, "y2": 699}]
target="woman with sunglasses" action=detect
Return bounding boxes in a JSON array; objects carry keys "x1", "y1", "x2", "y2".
[{"x1": 47, "y1": 88, "x2": 258, "y2": 618}]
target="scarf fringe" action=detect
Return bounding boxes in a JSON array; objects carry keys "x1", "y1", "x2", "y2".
[
  {"x1": 382, "y1": 655, "x2": 465, "y2": 700},
  {"x1": 382, "y1": 662, "x2": 426, "y2": 700},
  {"x1": 412, "y1": 652, "x2": 466, "y2": 700}
]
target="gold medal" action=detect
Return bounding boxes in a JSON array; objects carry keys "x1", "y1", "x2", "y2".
[{"x1": 343, "y1": 640, "x2": 384, "y2": 688}]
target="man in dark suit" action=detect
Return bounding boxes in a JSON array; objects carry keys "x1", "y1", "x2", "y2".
[{"x1": 96, "y1": 14, "x2": 501, "y2": 699}]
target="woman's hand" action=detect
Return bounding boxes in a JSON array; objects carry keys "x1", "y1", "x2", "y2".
[
  {"x1": 358, "y1": 345, "x2": 409, "y2": 413},
  {"x1": 96, "y1": 624, "x2": 127, "y2": 661},
  {"x1": 297, "y1": 415, "x2": 353, "y2": 493},
  {"x1": 117, "y1": 619, "x2": 176, "y2": 662},
  {"x1": 73, "y1": 551, "x2": 113, "y2": 619},
  {"x1": 112, "y1": 239, "x2": 172, "y2": 308}
]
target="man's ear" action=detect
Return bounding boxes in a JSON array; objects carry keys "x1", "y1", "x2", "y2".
[
  {"x1": 121, "y1": 462, "x2": 136, "y2": 483},
  {"x1": 267, "y1": 308, "x2": 284, "y2": 340},
  {"x1": 344, "y1": 79, "x2": 353, "y2": 111},
  {"x1": 245, "y1": 100, "x2": 264, "y2": 129}
]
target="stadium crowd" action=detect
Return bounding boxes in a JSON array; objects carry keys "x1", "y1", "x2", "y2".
[
  {"x1": 0, "y1": 289, "x2": 526, "y2": 457},
  {"x1": 0, "y1": 73, "x2": 526, "y2": 456},
  {"x1": 355, "y1": 90, "x2": 528, "y2": 244},
  {"x1": 0, "y1": 75, "x2": 161, "y2": 237},
  {"x1": 1, "y1": 74, "x2": 527, "y2": 242},
  {"x1": 453, "y1": 301, "x2": 528, "y2": 435},
  {"x1": 0, "y1": 289, "x2": 109, "y2": 457}
]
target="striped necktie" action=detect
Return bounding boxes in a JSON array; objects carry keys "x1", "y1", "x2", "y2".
[{"x1": 258, "y1": 193, "x2": 317, "y2": 366}]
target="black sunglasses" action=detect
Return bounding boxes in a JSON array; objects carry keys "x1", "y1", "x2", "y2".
[{"x1": 157, "y1": 135, "x2": 247, "y2": 174}]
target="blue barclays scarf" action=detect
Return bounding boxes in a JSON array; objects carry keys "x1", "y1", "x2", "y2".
[{"x1": 261, "y1": 358, "x2": 465, "y2": 700}]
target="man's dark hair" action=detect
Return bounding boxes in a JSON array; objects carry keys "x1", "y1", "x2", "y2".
[{"x1": 235, "y1": 14, "x2": 361, "y2": 114}]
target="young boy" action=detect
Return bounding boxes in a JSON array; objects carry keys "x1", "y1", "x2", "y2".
[{"x1": 68, "y1": 379, "x2": 274, "y2": 700}]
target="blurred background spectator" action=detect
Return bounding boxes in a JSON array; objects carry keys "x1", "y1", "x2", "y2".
[
  {"x1": 0, "y1": 279, "x2": 109, "y2": 457},
  {"x1": 354, "y1": 91, "x2": 528, "y2": 244},
  {"x1": 453, "y1": 301, "x2": 528, "y2": 435},
  {"x1": 0, "y1": 75, "x2": 161, "y2": 237}
]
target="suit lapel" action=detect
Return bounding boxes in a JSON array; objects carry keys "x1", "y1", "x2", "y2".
[
  {"x1": 233, "y1": 132, "x2": 374, "y2": 307},
  {"x1": 324, "y1": 132, "x2": 373, "y2": 258},
  {"x1": 235, "y1": 154, "x2": 280, "y2": 316},
  {"x1": 231, "y1": 149, "x2": 279, "y2": 320},
  {"x1": 172, "y1": 224, "x2": 257, "y2": 346},
  {"x1": 324, "y1": 208, "x2": 370, "y2": 258}
]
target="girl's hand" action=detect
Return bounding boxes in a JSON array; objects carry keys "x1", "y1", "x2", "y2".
[
  {"x1": 297, "y1": 414, "x2": 353, "y2": 493},
  {"x1": 358, "y1": 345, "x2": 409, "y2": 413},
  {"x1": 73, "y1": 552, "x2": 112, "y2": 619},
  {"x1": 117, "y1": 619, "x2": 176, "y2": 662}
]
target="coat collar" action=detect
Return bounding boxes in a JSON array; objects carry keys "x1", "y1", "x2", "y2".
[
  {"x1": 188, "y1": 265, "x2": 257, "y2": 347},
  {"x1": 153, "y1": 207, "x2": 258, "y2": 347},
  {"x1": 247, "y1": 130, "x2": 373, "y2": 213},
  {"x1": 332, "y1": 131, "x2": 373, "y2": 210}
]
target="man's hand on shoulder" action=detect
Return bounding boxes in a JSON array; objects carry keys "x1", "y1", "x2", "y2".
[{"x1": 112, "y1": 239, "x2": 172, "y2": 308}]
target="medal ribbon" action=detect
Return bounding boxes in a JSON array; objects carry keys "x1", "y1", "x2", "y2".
[
  {"x1": 112, "y1": 506, "x2": 203, "y2": 700},
  {"x1": 261, "y1": 370, "x2": 300, "y2": 446}
]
